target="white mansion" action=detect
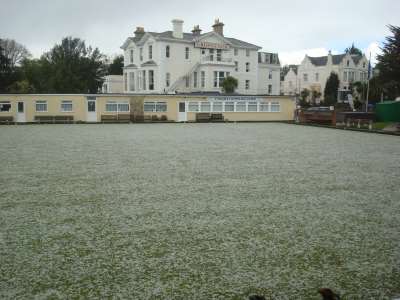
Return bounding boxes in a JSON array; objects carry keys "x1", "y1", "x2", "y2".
[
  {"x1": 282, "y1": 51, "x2": 370, "y2": 100},
  {"x1": 119, "y1": 19, "x2": 281, "y2": 95}
]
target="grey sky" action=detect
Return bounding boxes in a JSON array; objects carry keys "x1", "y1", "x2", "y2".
[{"x1": 1, "y1": 0, "x2": 399, "y2": 65}]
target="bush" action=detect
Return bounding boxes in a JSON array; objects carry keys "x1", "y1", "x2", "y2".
[
  {"x1": 160, "y1": 115, "x2": 168, "y2": 121},
  {"x1": 151, "y1": 115, "x2": 159, "y2": 121}
]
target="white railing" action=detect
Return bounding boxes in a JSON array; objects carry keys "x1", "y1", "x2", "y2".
[
  {"x1": 166, "y1": 62, "x2": 200, "y2": 93},
  {"x1": 201, "y1": 55, "x2": 232, "y2": 63}
]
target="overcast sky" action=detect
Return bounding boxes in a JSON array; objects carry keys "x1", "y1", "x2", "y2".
[{"x1": 1, "y1": 0, "x2": 398, "y2": 65}]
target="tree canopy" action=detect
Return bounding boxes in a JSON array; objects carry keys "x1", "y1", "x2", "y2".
[
  {"x1": 40, "y1": 37, "x2": 106, "y2": 93},
  {"x1": 324, "y1": 72, "x2": 339, "y2": 105},
  {"x1": 107, "y1": 55, "x2": 124, "y2": 75},
  {"x1": 345, "y1": 43, "x2": 363, "y2": 56},
  {"x1": 0, "y1": 38, "x2": 31, "y2": 67},
  {"x1": 376, "y1": 25, "x2": 400, "y2": 99}
]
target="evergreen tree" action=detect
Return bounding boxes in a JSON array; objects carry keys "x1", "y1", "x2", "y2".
[
  {"x1": 324, "y1": 72, "x2": 339, "y2": 105},
  {"x1": 41, "y1": 37, "x2": 107, "y2": 93},
  {"x1": 345, "y1": 43, "x2": 363, "y2": 55},
  {"x1": 376, "y1": 25, "x2": 400, "y2": 99},
  {"x1": 107, "y1": 55, "x2": 124, "y2": 75}
]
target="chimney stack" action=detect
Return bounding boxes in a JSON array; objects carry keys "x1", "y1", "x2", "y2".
[
  {"x1": 212, "y1": 18, "x2": 224, "y2": 36},
  {"x1": 134, "y1": 27, "x2": 145, "y2": 39},
  {"x1": 192, "y1": 25, "x2": 202, "y2": 36},
  {"x1": 172, "y1": 19, "x2": 184, "y2": 39}
]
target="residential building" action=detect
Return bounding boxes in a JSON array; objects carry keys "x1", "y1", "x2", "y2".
[
  {"x1": 120, "y1": 19, "x2": 281, "y2": 95},
  {"x1": 102, "y1": 75, "x2": 124, "y2": 93},
  {"x1": 291, "y1": 51, "x2": 370, "y2": 101},
  {"x1": 282, "y1": 65, "x2": 299, "y2": 96}
]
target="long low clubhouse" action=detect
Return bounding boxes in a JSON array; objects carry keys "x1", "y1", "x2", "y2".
[{"x1": 0, "y1": 94, "x2": 295, "y2": 123}]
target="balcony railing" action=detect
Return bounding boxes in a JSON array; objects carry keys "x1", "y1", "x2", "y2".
[{"x1": 201, "y1": 55, "x2": 233, "y2": 64}]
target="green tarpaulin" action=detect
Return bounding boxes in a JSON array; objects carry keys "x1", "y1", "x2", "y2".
[{"x1": 376, "y1": 101, "x2": 400, "y2": 122}]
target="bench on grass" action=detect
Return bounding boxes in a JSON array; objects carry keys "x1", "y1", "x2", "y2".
[
  {"x1": 196, "y1": 113, "x2": 211, "y2": 122},
  {"x1": 210, "y1": 113, "x2": 224, "y2": 122},
  {"x1": 0, "y1": 116, "x2": 14, "y2": 124},
  {"x1": 35, "y1": 115, "x2": 73, "y2": 123},
  {"x1": 54, "y1": 116, "x2": 74, "y2": 123},
  {"x1": 101, "y1": 114, "x2": 130, "y2": 123}
]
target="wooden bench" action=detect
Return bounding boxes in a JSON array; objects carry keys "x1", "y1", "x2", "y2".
[
  {"x1": 54, "y1": 116, "x2": 74, "y2": 123},
  {"x1": 210, "y1": 113, "x2": 224, "y2": 122},
  {"x1": 101, "y1": 115, "x2": 118, "y2": 123},
  {"x1": 35, "y1": 116, "x2": 55, "y2": 123},
  {"x1": 0, "y1": 116, "x2": 14, "y2": 124},
  {"x1": 196, "y1": 113, "x2": 211, "y2": 122},
  {"x1": 117, "y1": 114, "x2": 131, "y2": 123}
]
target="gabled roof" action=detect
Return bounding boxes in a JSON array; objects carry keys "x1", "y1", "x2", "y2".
[
  {"x1": 122, "y1": 30, "x2": 261, "y2": 50},
  {"x1": 307, "y1": 53, "x2": 363, "y2": 66}
]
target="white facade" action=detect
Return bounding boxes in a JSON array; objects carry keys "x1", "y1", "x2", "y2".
[
  {"x1": 282, "y1": 67, "x2": 299, "y2": 96},
  {"x1": 102, "y1": 75, "x2": 124, "y2": 93},
  {"x1": 283, "y1": 51, "x2": 370, "y2": 100},
  {"x1": 120, "y1": 19, "x2": 281, "y2": 95}
]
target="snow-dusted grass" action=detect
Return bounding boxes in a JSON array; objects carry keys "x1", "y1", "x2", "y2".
[{"x1": 0, "y1": 123, "x2": 399, "y2": 299}]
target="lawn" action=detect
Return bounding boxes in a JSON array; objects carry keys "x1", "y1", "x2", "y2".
[{"x1": 0, "y1": 123, "x2": 399, "y2": 299}]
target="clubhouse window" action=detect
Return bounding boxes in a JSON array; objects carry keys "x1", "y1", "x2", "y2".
[
  {"x1": 248, "y1": 102, "x2": 258, "y2": 112},
  {"x1": 0, "y1": 101, "x2": 11, "y2": 112},
  {"x1": 35, "y1": 101, "x2": 47, "y2": 112},
  {"x1": 144, "y1": 101, "x2": 167, "y2": 112},
  {"x1": 236, "y1": 102, "x2": 246, "y2": 112},
  {"x1": 106, "y1": 101, "x2": 130, "y2": 112},
  {"x1": 188, "y1": 102, "x2": 199, "y2": 112},
  {"x1": 271, "y1": 102, "x2": 280, "y2": 112},
  {"x1": 61, "y1": 100, "x2": 73, "y2": 112}
]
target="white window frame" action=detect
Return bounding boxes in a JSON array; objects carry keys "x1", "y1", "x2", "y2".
[
  {"x1": 129, "y1": 49, "x2": 134, "y2": 64},
  {"x1": 201, "y1": 71, "x2": 205, "y2": 88},
  {"x1": 148, "y1": 45, "x2": 153, "y2": 60},
  {"x1": 60, "y1": 100, "x2": 73, "y2": 112},
  {"x1": 188, "y1": 102, "x2": 200, "y2": 112},
  {"x1": 144, "y1": 101, "x2": 167, "y2": 113},
  {"x1": 129, "y1": 72, "x2": 135, "y2": 91},
  {"x1": 105, "y1": 101, "x2": 130, "y2": 113},
  {"x1": 0, "y1": 101, "x2": 12, "y2": 112},
  {"x1": 35, "y1": 100, "x2": 47, "y2": 112},
  {"x1": 270, "y1": 101, "x2": 280, "y2": 112}
]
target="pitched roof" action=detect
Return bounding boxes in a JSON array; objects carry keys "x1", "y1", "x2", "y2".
[
  {"x1": 308, "y1": 53, "x2": 363, "y2": 66},
  {"x1": 125, "y1": 31, "x2": 261, "y2": 49}
]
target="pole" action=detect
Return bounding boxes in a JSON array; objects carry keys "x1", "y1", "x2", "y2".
[{"x1": 366, "y1": 52, "x2": 372, "y2": 112}]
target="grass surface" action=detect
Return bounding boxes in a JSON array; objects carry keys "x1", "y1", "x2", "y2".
[{"x1": 0, "y1": 123, "x2": 399, "y2": 299}]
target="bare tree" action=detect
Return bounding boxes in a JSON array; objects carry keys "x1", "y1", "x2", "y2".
[{"x1": 0, "y1": 38, "x2": 31, "y2": 67}]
